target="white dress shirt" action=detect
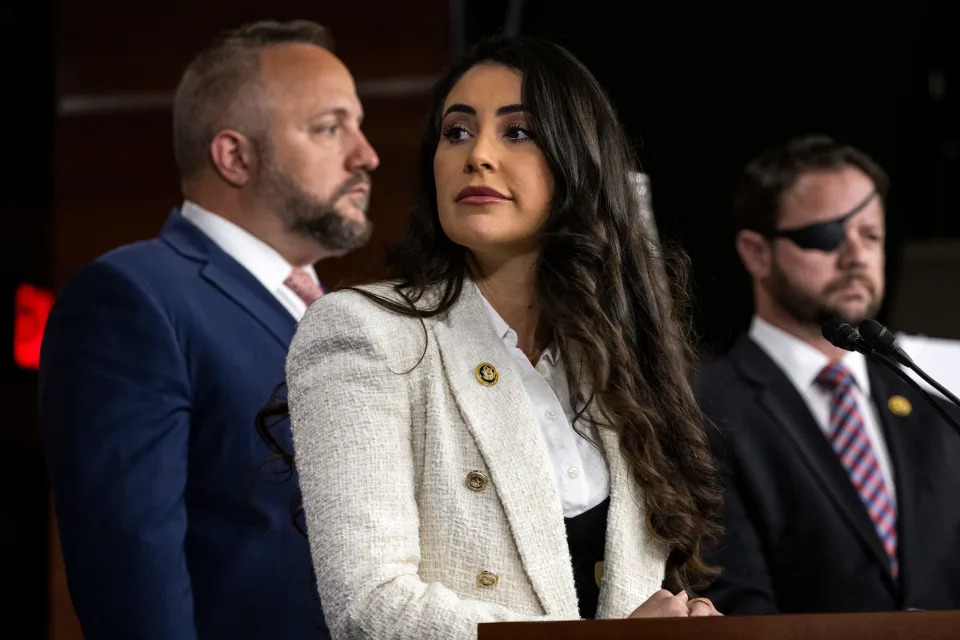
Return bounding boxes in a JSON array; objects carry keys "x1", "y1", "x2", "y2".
[
  {"x1": 750, "y1": 316, "x2": 897, "y2": 502},
  {"x1": 477, "y1": 286, "x2": 611, "y2": 517},
  {"x1": 180, "y1": 201, "x2": 320, "y2": 321}
]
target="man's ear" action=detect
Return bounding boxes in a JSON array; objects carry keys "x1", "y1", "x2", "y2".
[
  {"x1": 209, "y1": 129, "x2": 256, "y2": 188},
  {"x1": 736, "y1": 229, "x2": 773, "y2": 280}
]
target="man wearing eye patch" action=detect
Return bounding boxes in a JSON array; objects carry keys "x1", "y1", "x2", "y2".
[{"x1": 696, "y1": 135, "x2": 960, "y2": 615}]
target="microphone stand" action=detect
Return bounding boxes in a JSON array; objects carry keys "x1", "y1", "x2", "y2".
[
  {"x1": 865, "y1": 351, "x2": 960, "y2": 439},
  {"x1": 901, "y1": 360, "x2": 960, "y2": 410},
  {"x1": 859, "y1": 317, "x2": 960, "y2": 411}
]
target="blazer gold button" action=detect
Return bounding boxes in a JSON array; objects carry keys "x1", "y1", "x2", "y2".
[
  {"x1": 594, "y1": 561, "x2": 604, "y2": 587},
  {"x1": 475, "y1": 362, "x2": 499, "y2": 386},
  {"x1": 476, "y1": 570, "x2": 499, "y2": 587},
  {"x1": 888, "y1": 395, "x2": 912, "y2": 417},
  {"x1": 466, "y1": 470, "x2": 488, "y2": 492}
]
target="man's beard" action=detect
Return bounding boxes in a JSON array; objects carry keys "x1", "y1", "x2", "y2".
[
  {"x1": 258, "y1": 148, "x2": 373, "y2": 254},
  {"x1": 767, "y1": 258, "x2": 882, "y2": 328}
]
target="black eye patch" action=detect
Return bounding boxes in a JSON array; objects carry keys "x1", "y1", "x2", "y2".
[{"x1": 766, "y1": 189, "x2": 878, "y2": 251}]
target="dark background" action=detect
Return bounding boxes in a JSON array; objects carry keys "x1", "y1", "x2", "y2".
[
  {"x1": 472, "y1": 0, "x2": 957, "y2": 352},
  {"x1": 2, "y1": 1, "x2": 956, "y2": 636}
]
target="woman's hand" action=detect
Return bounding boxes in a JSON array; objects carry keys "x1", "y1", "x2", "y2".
[
  {"x1": 687, "y1": 596, "x2": 723, "y2": 617},
  {"x1": 628, "y1": 589, "x2": 691, "y2": 618}
]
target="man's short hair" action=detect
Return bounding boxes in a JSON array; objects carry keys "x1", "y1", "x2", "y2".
[
  {"x1": 172, "y1": 20, "x2": 333, "y2": 180},
  {"x1": 734, "y1": 135, "x2": 890, "y2": 234}
]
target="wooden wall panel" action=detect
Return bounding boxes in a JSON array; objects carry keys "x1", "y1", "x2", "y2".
[{"x1": 56, "y1": 2, "x2": 450, "y2": 94}]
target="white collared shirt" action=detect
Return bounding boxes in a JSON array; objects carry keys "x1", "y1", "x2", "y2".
[
  {"x1": 180, "y1": 201, "x2": 320, "y2": 321},
  {"x1": 477, "y1": 286, "x2": 611, "y2": 517},
  {"x1": 750, "y1": 316, "x2": 897, "y2": 502}
]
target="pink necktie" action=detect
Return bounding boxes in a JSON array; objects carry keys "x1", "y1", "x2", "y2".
[
  {"x1": 816, "y1": 362, "x2": 899, "y2": 579},
  {"x1": 284, "y1": 268, "x2": 325, "y2": 306}
]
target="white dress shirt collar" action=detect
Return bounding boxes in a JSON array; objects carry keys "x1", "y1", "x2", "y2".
[
  {"x1": 749, "y1": 315, "x2": 871, "y2": 395},
  {"x1": 180, "y1": 201, "x2": 320, "y2": 291},
  {"x1": 475, "y1": 282, "x2": 559, "y2": 366}
]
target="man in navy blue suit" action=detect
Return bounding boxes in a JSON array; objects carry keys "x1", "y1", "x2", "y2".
[{"x1": 39, "y1": 20, "x2": 379, "y2": 639}]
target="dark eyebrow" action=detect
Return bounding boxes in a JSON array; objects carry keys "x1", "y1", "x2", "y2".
[
  {"x1": 441, "y1": 103, "x2": 526, "y2": 118},
  {"x1": 442, "y1": 104, "x2": 475, "y2": 118}
]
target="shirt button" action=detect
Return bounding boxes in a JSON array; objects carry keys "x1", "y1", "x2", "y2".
[
  {"x1": 545, "y1": 409, "x2": 556, "y2": 419},
  {"x1": 567, "y1": 467, "x2": 580, "y2": 478},
  {"x1": 536, "y1": 363, "x2": 549, "y2": 377}
]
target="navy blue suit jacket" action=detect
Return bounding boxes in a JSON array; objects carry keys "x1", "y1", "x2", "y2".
[{"x1": 40, "y1": 211, "x2": 327, "y2": 639}]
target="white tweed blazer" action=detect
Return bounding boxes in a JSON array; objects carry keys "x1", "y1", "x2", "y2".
[{"x1": 287, "y1": 281, "x2": 667, "y2": 640}]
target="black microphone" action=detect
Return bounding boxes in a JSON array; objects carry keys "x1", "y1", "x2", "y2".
[
  {"x1": 821, "y1": 319, "x2": 960, "y2": 437},
  {"x1": 821, "y1": 318, "x2": 872, "y2": 355},
  {"x1": 860, "y1": 318, "x2": 960, "y2": 410},
  {"x1": 858, "y1": 318, "x2": 915, "y2": 367}
]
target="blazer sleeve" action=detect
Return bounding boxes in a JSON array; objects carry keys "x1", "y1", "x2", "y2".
[
  {"x1": 39, "y1": 260, "x2": 196, "y2": 639},
  {"x1": 287, "y1": 292, "x2": 567, "y2": 640}
]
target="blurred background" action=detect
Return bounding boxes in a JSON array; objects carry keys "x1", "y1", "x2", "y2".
[{"x1": 1, "y1": 0, "x2": 956, "y2": 637}]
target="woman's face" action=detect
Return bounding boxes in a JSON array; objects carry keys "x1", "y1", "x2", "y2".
[{"x1": 433, "y1": 63, "x2": 554, "y2": 261}]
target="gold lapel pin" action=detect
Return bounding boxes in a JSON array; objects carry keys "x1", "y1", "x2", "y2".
[
  {"x1": 888, "y1": 395, "x2": 912, "y2": 417},
  {"x1": 475, "y1": 362, "x2": 499, "y2": 387}
]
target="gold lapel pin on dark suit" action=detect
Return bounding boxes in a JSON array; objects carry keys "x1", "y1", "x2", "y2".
[
  {"x1": 475, "y1": 362, "x2": 499, "y2": 386},
  {"x1": 888, "y1": 395, "x2": 912, "y2": 417}
]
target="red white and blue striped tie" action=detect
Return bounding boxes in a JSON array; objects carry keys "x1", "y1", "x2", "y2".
[{"x1": 816, "y1": 362, "x2": 898, "y2": 579}]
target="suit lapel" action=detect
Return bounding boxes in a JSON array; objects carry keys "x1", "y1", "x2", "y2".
[
  {"x1": 431, "y1": 283, "x2": 579, "y2": 616},
  {"x1": 594, "y1": 424, "x2": 667, "y2": 618},
  {"x1": 199, "y1": 261, "x2": 296, "y2": 348},
  {"x1": 869, "y1": 363, "x2": 919, "y2": 592},
  {"x1": 160, "y1": 210, "x2": 297, "y2": 349},
  {"x1": 732, "y1": 338, "x2": 894, "y2": 580}
]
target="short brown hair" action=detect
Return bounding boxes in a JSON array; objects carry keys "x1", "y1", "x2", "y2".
[
  {"x1": 172, "y1": 20, "x2": 333, "y2": 180},
  {"x1": 734, "y1": 135, "x2": 890, "y2": 234}
]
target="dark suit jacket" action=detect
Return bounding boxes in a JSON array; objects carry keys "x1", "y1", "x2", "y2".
[
  {"x1": 40, "y1": 211, "x2": 327, "y2": 639},
  {"x1": 697, "y1": 336, "x2": 960, "y2": 614}
]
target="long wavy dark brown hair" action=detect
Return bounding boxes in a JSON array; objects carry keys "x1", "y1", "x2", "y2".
[{"x1": 259, "y1": 35, "x2": 722, "y2": 593}]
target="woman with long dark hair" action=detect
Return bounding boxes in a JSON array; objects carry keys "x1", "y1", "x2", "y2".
[{"x1": 285, "y1": 36, "x2": 722, "y2": 638}]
